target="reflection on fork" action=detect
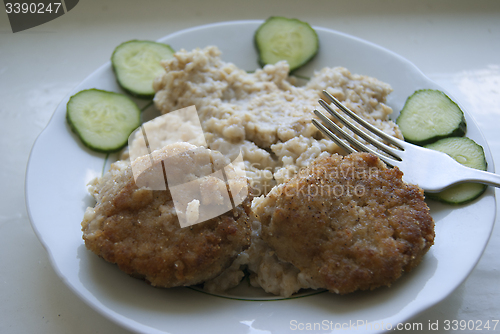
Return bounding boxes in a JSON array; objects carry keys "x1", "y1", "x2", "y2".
[{"x1": 312, "y1": 90, "x2": 500, "y2": 193}]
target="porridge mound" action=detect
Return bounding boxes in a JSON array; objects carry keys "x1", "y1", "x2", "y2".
[{"x1": 153, "y1": 46, "x2": 402, "y2": 196}]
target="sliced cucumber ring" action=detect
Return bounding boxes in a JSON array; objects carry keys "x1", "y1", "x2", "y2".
[
  {"x1": 66, "y1": 89, "x2": 141, "y2": 153},
  {"x1": 396, "y1": 89, "x2": 466, "y2": 145},
  {"x1": 111, "y1": 40, "x2": 175, "y2": 99},
  {"x1": 255, "y1": 17, "x2": 318, "y2": 72},
  {"x1": 425, "y1": 137, "x2": 487, "y2": 204}
]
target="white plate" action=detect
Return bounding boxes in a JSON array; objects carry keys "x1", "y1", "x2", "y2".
[{"x1": 26, "y1": 20, "x2": 496, "y2": 334}]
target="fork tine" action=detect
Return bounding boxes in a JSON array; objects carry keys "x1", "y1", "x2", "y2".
[
  {"x1": 314, "y1": 109, "x2": 367, "y2": 153},
  {"x1": 311, "y1": 118, "x2": 356, "y2": 154},
  {"x1": 313, "y1": 109, "x2": 399, "y2": 166},
  {"x1": 322, "y1": 90, "x2": 403, "y2": 150},
  {"x1": 318, "y1": 99, "x2": 401, "y2": 161}
]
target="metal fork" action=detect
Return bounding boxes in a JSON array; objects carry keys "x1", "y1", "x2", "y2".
[{"x1": 312, "y1": 90, "x2": 500, "y2": 192}]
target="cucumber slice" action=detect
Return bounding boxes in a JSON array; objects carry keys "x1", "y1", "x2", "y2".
[
  {"x1": 424, "y1": 137, "x2": 487, "y2": 204},
  {"x1": 396, "y1": 89, "x2": 466, "y2": 145},
  {"x1": 111, "y1": 40, "x2": 175, "y2": 98},
  {"x1": 255, "y1": 17, "x2": 318, "y2": 72},
  {"x1": 66, "y1": 89, "x2": 141, "y2": 153}
]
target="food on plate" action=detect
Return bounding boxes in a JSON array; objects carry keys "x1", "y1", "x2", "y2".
[
  {"x1": 396, "y1": 89, "x2": 466, "y2": 145},
  {"x1": 111, "y1": 40, "x2": 175, "y2": 98},
  {"x1": 66, "y1": 89, "x2": 141, "y2": 153},
  {"x1": 425, "y1": 137, "x2": 487, "y2": 204},
  {"x1": 254, "y1": 16, "x2": 319, "y2": 72},
  {"x1": 253, "y1": 152, "x2": 435, "y2": 294},
  {"x1": 81, "y1": 142, "x2": 252, "y2": 287},
  {"x1": 81, "y1": 45, "x2": 435, "y2": 297}
]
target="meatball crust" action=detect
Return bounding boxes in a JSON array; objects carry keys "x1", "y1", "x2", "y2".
[{"x1": 255, "y1": 152, "x2": 434, "y2": 294}]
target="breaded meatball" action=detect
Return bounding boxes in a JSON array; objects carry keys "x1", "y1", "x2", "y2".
[
  {"x1": 82, "y1": 143, "x2": 252, "y2": 287},
  {"x1": 254, "y1": 152, "x2": 434, "y2": 294}
]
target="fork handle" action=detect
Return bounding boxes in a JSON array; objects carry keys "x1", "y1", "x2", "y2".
[{"x1": 460, "y1": 167, "x2": 500, "y2": 188}]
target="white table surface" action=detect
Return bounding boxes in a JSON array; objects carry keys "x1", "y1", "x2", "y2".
[{"x1": 1, "y1": 0, "x2": 499, "y2": 333}]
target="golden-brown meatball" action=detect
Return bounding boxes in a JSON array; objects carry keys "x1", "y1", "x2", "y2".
[
  {"x1": 82, "y1": 143, "x2": 252, "y2": 287},
  {"x1": 254, "y1": 152, "x2": 434, "y2": 294}
]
